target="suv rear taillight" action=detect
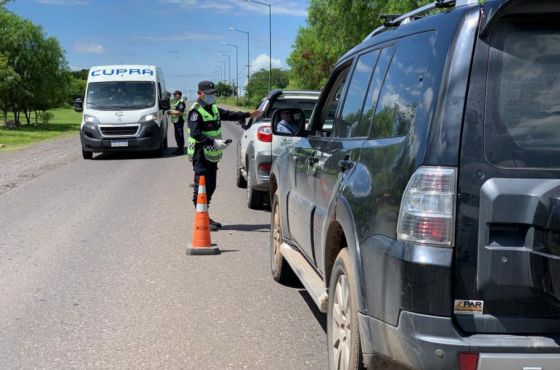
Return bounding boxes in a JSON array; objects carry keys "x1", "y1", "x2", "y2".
[
  {"x1": 257, "y1": 125, "x2": 273, "y2": 142},
  {"x1": 397, "y1": 166, "x2": 457, "y2": 246},
  {"x1": 458, "y1": 353, "x2": 478, "y2": 370}
]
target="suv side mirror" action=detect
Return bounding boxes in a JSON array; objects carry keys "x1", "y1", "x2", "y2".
[
  {"x1": 73, "y1": 98, "x2": 83, "y2": 113},
  {"x1": 159, "y1": 98, "x2": 171, "y2": 111},
  {"x1": 271, "y1": 108, "x2": 306, "y2": 137}
]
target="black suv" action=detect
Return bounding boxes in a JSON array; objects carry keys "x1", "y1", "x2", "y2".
[{"x1": 269, "y1": 0, "x2": 560, "y2": 369}]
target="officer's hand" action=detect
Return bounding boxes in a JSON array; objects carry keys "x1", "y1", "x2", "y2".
[
  {"x1": 214, "y1": 139, "x2": 230, "y2": 150},
  {"x1": 249, "y1": 110, "x2": 262, "y2": 119}
]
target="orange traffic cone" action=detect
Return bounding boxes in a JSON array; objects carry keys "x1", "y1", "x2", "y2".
[{"x1": 186, "y1": 176, "x2": 220, "y2": 255}]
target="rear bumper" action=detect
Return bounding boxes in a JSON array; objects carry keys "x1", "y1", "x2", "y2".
[
  {"x1": 251, "y1": 150, "x2": 272, "y2": 191},
  {"x1": 358, "y1": 234, "x2": 560, "y2": 369},
  {"x1": 80, "y1": 122, "x2": 162, "y2": 152},
  {"x1": 360, "y1": 311, "x2": 560, "y2": 370}
]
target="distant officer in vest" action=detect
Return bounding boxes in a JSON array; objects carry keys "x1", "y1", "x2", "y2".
[
  {"x1": 188, "y1": 80, "x2": 261, "y2": 231},
  {"x1": 170, "y1": 90, "x2": 187, "y2": 155}
]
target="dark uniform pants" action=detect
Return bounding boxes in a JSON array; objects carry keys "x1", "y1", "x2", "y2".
[
  {"x1": 174, "y1": 121, "x2": 185, "y2": 149},
  {"x1": 192, "y1": 162, "x2": 217, "y2": 207}
]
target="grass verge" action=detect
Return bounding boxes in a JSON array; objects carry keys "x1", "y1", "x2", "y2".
[
  {"x1": 218, "y1": 97, "x2": 256, "y2": 111},
  {"x1": 0, "y1": 109, "x2": 81, "y2": 152}
]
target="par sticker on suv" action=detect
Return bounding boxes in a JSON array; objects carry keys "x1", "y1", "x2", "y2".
[{"x1": 454, "y1": 300, "x2": 484, "y2": 315}]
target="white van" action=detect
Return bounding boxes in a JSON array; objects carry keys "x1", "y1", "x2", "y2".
[{"x1": 74, "y1": 65, "x2": 171, "y2": 159}]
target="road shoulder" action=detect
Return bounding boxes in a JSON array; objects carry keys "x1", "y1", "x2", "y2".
[{"x1": 0, "y1": 134, "x2": 81, "y2": 195}]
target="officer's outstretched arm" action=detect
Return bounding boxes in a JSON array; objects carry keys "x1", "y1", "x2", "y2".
[{"x1": 218, "y1": 108, "x2": 251, "y2": 122}]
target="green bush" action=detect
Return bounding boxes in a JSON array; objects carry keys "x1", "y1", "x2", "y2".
[{"x1": 39, "y1": 111, "x2": 54, "y2": 125}]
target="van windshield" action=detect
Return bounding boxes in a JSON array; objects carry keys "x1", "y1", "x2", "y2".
[
  {"x1": 485, "y1": 18, "x2": 560, "y2": 168},
  {"x1": 86, "y1": 81, "x2": 156, "y2": 110}
]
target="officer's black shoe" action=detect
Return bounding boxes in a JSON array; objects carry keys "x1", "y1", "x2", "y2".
[
  {"x1": 173, "y1": 148, "x2": 184, "y2": 155},
  {"x1": 209, "y1": 218, "x2": 222, "y2": 229},
  {"x1": 209, "y1": 223, "x2": 219, "y2": 232}
]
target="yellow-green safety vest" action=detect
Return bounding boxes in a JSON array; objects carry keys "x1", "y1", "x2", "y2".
[
  {"x1": 170, "y1": 98, "x2": 187, "y2": 123},
  {"x1": 187, "y1": 103, "x2": 223, "y2": 163}
]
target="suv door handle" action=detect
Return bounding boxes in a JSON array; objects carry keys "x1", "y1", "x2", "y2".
[{"x1": 338, "y1": 159, "x2": 355, "y2": 172}]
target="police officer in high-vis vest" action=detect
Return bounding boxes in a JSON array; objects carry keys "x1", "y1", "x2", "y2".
[
  {"x1": 188, "y1": 81, "x2": 261, "y2": 231},
  {"x1": 170, "y1": 90, "x2": 187, "y2": 155}
]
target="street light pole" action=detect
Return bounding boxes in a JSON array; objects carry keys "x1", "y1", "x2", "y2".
[
  {"x1": 218, "y1": 61, "x2": 226, "y2": 83},
  {"x1": 223, "y1": 42, "x2": 239, "y2": 103},
  {"x1": 218, "y1": 52, "x2": 231, "y2": 88},
  {"x1": 245, "y1": 0, "x2": 272, "y2": 92},
  {"x1": 229, "y1": 27, "x2": 250, "y2": 100},
  {"x1": 214, "y1": 66, "x2": 222, "y2": 82}
]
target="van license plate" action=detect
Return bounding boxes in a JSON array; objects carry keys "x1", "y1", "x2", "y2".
[{"x1": 111, "y1": 141, "x2": 128, "y2": 147}]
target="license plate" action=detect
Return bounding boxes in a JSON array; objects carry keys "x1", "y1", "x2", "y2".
[{"x1": 111, "y1": 140, "x2": 128, "y2": 148}]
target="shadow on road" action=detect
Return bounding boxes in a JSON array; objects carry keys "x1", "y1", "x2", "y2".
[
  {"x1": 94, "y1": 149, "x2": 180, "y2": 161},
  {"x1": 220, "y1": 224, "x2": 269, "y2": 232},
  {"x1": 299, "y1": 290, "x2": 327, "y2": 333}
]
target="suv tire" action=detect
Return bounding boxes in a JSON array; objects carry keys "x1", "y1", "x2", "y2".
[
  {"x1": 247, "y1": 165, "x2": 263, "y2": 209},
  {"x1": 236, "y1": 154, "x2": 247, "y2": 188},
  {"x1": 82, "y1": 150, "x2": 93, "y2": 160},
  {"x1": 328, "y1": 248, "x2": 364, "y2": 370},
  {"x1": 270, "y1": 192, "x2": 297, "y2": 284}
]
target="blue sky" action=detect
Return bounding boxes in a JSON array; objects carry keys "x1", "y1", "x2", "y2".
[{"x1": 7, "y1": 0, "x2": 309, "y2": 99}]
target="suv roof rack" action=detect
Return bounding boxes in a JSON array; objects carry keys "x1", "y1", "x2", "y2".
[{"x1": 363, "y1": 0, "x2": 480, "y2": 41}]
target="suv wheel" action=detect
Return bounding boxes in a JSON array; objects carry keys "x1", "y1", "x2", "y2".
[
  {"x1": 236, "y1": 154, "x2": 247, "y2": 188},
  {"x1": 270, "y1": 192, "x2": 296, "y2": 284},
  {"x1": 82, "y1": 150, "x2": 93, "y2": 160},
  {"x1": 328, "y1": 249, "x2": 364, "y2": 370},
  {"x1": 247, "y1": 166, "x2": 263, "y2": 209}
]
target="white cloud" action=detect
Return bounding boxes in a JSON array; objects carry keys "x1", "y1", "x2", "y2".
[
  {"x1": 37, "y1": 0, "x2": 88, "y2": 5},
  {"x1": 159, "y1": 0, "x2": 307, "y2": 17},
  {"x1": 134, "y1": 33, "x2": 224, "y2": 42},
  {"x1": 251, "y1": 53, "x2": 282, "y2": 74},
  {"x1": 74, "y1": 42, "x2": 106, "y2": 54}
]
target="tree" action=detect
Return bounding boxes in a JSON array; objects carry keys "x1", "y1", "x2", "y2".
[
  {"x1": 287, "y1": 0, "x2": 431, "y2": 90},
  {"x1": 0, "y1": 54, "x2": 20, "y2": 126},
  {"x1": 216, "y1": 81, "x2": 233, "y2": 98},
  {"x1": 246, "y1": 68, "x2": 289, "y2": 103},
  {"x1": 0, "y1": 9, "x2": 70, "y2": 125},
  {"x1": 67, "y1": 69, "x2": 88, "y2": 103}
]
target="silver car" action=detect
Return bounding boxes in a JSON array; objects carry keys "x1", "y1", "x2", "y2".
[{"x1": 236, "y1": 90, "x2": 319, "y2": 209}]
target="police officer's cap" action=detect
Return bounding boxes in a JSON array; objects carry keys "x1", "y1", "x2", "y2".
[
  {"x1": 198, "y1": 81, "x2": 216, "y2": 94},
  {"x1": 173, "y1": 90, "x2": 182, "y2": 96}
]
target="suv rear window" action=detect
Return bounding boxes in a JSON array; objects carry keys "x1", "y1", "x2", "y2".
[{"x1": 485, "y1": 18, "x2": 560, "y2": 168}]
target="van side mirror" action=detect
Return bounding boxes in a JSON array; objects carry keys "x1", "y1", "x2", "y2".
[
  {"x1": 73, "y1": 98, "x2": 83, "y2": 113},
  {"x1": 271, "y1": 108, "x2": 306, "y2": 137},
  {"x1": 159, "y1": 98, "x2": 171, "y2": 111}
]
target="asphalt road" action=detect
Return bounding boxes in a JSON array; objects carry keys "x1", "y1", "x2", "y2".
[{"x1": 0, "y1": 119, "x2": 327, "y2": 369}]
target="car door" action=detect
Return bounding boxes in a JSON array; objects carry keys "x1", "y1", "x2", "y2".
[
  {"x1": 312, "y1": 49, "x2": 383, "y2": 269},
  {"x1": 240, "y1": 98, "x2": 266, "y2": 167},
  {"x1": 287, "y1": 64, "x2": 351, "y2": 262}
]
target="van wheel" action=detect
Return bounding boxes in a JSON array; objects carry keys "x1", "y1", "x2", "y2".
[
  {"x1": 82, "y1": 150, "x2": 93, "y2": 160},
  {"x1": 154, "y1": 139, "x2": 165, "y2": 157},
  {"x1": 328, "y1": 249, "x2": 364, "y2": 370},
  {"x1": 270, "y1": 192, "x2": 296, "y2": 284},
  {"x1": 247, "y1": 166, "x2": 263, "y2": 209}
]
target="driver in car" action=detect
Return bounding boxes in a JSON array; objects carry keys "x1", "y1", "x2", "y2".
[{"x1": 276, "y1": 111, "x2": 300, "y2": 134}]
